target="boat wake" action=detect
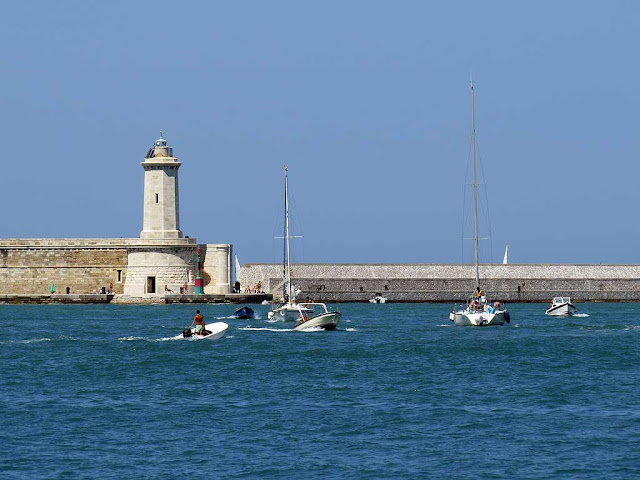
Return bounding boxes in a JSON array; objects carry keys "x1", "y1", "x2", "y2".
[
  {"x1": 217, "y1": 314, "x2": 262, "y2": 320},
  {"x1": 572, "y1": 313, "x2": 590, "y2": 318},
  {"x1": 119, "y1": 335, "x2": 189, "y2": 342},
  {"x1": 1, "y1": 337, "x2": 53, "y2": 344},
  {"x1": 238, "y1": 327, "x2": 292, "y2": 333}
]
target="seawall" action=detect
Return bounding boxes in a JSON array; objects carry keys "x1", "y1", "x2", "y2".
[
  {"x1": 238, "y1": 263, "x2": 640, "y2": 302},
  {"x1": 0, "y1": 239, "x2": 232, "y2": 298}
]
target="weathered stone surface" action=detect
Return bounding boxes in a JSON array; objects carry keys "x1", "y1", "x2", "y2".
[
  {"x1": 239, "y1": 263, "x2": 640, "y2": 302},
  {"x1": 201, "y1": 244, "x2": 232, "y2": 294},
  {"x1": 0, "y1": 238, "x2": 233, "y2": 299},
  {"x1": 0, "y1": 241, "x2": 128, "y2": 295}
]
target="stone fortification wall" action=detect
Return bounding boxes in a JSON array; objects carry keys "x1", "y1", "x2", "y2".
[
  {"x1": 0, "y1": 240, "x2": 128, "y2": 295},
  {"x1": 0, "y1": 238, "x2": 232, "y2": 298},
  {"x1": 239, "y1": 263, "x2": 640, "y2": 302}
]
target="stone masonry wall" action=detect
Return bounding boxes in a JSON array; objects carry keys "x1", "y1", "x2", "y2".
[
  {"x1": 124, "y1": 247, "x2": 195, "y2": 296},
  {"x1": 0, "y1": 238, "x2": 233, "y2": 298},
  {"x1": 239, "y1": 263, "x2": 640, "y2": 302},
  {"x1": 0, "y1": 246, "x2": 127, "y2": 295}
]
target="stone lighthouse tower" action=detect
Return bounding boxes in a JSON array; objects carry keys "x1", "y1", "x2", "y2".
[{"x1": 140, "y1": 132, "x2": 183, "y2": 239}]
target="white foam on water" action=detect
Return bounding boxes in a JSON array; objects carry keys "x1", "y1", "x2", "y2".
[
  {"x1": 296, "y1": 326, "x2": 324, "y2": 332},
  {"x1": 17, "y1": 338, "x2": 52, "y2": 344},
  {"x1": 120, "y1": 335, "x2": 186, "y2": 342},
  {"x1": 344, "y1": 328, "x2": 357, "y2": 332},
  {"x1": 572, "y1": 313, "x2": 590, "y2": 318},
  {"x1": 238, "y1": 327, "x2": 292, "y2": 333}
]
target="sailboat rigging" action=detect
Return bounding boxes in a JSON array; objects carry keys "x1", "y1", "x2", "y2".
[
  {"x1": 449, "y1": 80, "x2": 510, "y2": 326},
  {"x1": 268, "y1": 166, "x2": 312, "y2": 322}
]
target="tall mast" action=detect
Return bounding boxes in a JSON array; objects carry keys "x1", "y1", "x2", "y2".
[
  {"x1": 471, "y1": 79, "x2": 480, "y2": 288},
  {"x1": 284, "y1": 165, "x2": 292, "y2": 301},
  {"x1": 282, "y1": 166, "x2": 287, "y2": 301}
]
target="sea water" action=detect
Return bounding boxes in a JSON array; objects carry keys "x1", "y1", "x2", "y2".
[{"x1": 0, "y1": 303, "x2": 638, "y2": 479}]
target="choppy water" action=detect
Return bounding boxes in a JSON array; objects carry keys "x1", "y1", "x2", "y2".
[{"x1": 1, "y1": 303, "x2": 639, "y2": 479}]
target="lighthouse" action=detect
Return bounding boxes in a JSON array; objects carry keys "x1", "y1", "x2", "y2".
[{"x1": 140, "y1": 132, "x2": 183, "y2": 239}]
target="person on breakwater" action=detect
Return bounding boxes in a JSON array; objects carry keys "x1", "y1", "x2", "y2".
[{"x1": 189, "y1": 310, "x2": 205, "y2": 335}]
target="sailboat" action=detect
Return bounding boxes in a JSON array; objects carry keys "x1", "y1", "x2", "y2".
[
  {"x1": 267, "y1": 166, "x2": 313, "y2": 322},
  {"x1": 449, "y1": 81, "x2": 510, "y2": 327},
  {"x1": 502, "y1": 244, "x2": 509, "y2": 265}
]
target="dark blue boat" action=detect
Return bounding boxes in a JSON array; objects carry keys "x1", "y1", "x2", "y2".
[{"x1": 231, "y1": 306, "x2": 255, "y2": 319}]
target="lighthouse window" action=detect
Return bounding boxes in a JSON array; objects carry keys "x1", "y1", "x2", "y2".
[
  {"x1": 155, "y1": 193, "x2": 159, "y2": 204},
  {"x1": 117, "y1": 270, "x2": 122, "y2": 283}
]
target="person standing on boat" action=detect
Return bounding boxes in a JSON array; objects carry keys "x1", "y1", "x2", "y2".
[{"x1": 189, "y1": 310, "x2": 205, "y2": 335}]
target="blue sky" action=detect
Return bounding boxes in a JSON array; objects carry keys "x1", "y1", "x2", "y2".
[{"x1": 1, "y1": 1, "x2": 639, "y2": 264}]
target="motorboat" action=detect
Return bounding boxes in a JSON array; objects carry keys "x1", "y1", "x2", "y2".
[
  {"x1": 267, "y1": 165, "x2": 312, "y2": 322},
  {"x1": 369, "y1": 294, "x2": 387, "y2": 304},
  {"x1": 545, "y1": 297, "x2": 576, "y2": 316},
  {"x1": 181, "y1": 322, "x2": 228, "y2": 340},
  {"x1": 293, "y1": 303, "x2": 341, "y2": 331},
  {"x1": 449, "y1": 80, "x2": 510, "y2": 327},
  {"x1": 231, "y1": 306, "x2": 255, "y2": 319}
]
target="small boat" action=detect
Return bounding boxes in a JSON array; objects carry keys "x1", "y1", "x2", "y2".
[
  {"x1": 450, "y1": 297, "x2": 509, "y2": 326},
  {"x1": 449, "y1": 80, "x2": 510, "y2": 327},
  {"x1": 545, "y1": 297, "x2": 576, "y2": 316},
  {"x1": 181, "y1": 322, "x2": 228, "y2": 340},
  {"x1": 231, "y1": 306, "x2": 255, "y2": 319},
  {"x1": 293, "y1": 303, "x2": 341, "y2": 331},
  {"x1": 369, "y1": 294, "x2": 387, "y2": 304}
]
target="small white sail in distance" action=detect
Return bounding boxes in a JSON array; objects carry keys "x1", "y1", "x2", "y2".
[
  {"x1": 235, "y1": 254, "x2": 241, "y2": 276},
  {"x1": 502, "y1": 244, "x2": 509, "y2": 265}
]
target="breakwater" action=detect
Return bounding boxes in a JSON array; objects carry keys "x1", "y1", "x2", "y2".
[{"x1": 238, "y1": 263, "x2": 640, "y2": 302}]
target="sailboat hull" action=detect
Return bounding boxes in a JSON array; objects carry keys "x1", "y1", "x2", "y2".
[
  {"x1": 268, "y1": 305, "x2": 313, "y2": 322},
  {"x1": 451, "y1": 310, "x2": 507, "y2": 326}
]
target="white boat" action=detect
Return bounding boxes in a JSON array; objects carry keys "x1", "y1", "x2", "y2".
[
  {"x1": 449, "y1": 301, "x2": 509, "y2": 326},
  {"x1": 181, "y1": 322, "x2": 228, "y2": 340},
  {"x1": 293, "y1": 303, "x2": 341, "y2": 331},
  {"x1": 369, "y1": 294, "x2": 387, "y2": 304},
  {"x1": 545, "y1": 297, "x2": 577, "y2": 316},
  {"x1": 267, "y1": 166, "x2": 313, "y2": 322},
  {"x1": 449, "y1": 80, "x2": 510, "y2": 327}
]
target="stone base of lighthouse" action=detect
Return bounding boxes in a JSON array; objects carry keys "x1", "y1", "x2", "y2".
[{"x1": 0, "y1": 238, "x2": 232, "y2": 297}]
